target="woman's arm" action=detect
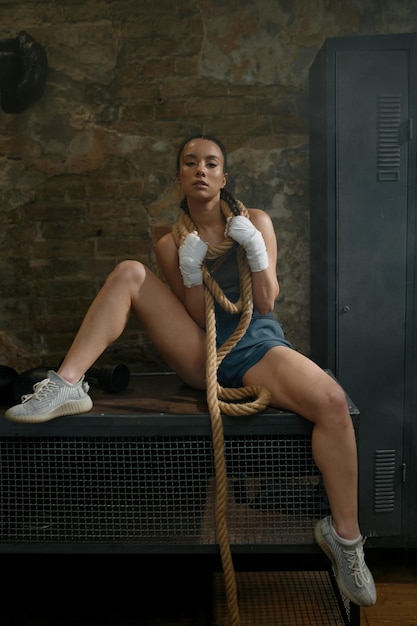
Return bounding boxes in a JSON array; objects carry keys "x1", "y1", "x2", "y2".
[
  {"x1": 155, "y1": 208, "x2": 279, "y2": 324},
  {"x1": 238, "y1": 208, "x2": 280, "y2": 314},
  {"x1": 154, "y1": 233, "x2": 206, "y2": 328}
]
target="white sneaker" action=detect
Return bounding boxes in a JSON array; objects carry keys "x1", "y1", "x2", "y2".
[
  {"x1": 315, "y1": 516, "x2": 377, "y2": 606},
  {"x1": 5, "y1": 370, "x2": 93, "y2": 423}
]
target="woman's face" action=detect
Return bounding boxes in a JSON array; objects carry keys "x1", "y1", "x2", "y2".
[{"x1": 177, "y1": 138, "x2": 227, "y2": 202}]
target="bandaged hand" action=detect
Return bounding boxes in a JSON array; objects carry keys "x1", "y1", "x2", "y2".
[
  {"x1": 179, "y1": 231, "x2": 208, "y2": 288},
  {"x1": 225, "y1": 215, "x2": 269, "y2": 272}
]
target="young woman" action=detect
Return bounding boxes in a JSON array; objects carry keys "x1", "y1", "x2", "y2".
[{"x1": 5, "y1": 134, "x2": 376, "y2": 607}]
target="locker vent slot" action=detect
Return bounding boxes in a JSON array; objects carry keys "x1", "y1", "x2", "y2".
[
  {"x1": 377, "y1": 94, "x2": 401, "y2": 182},
  {"x1": 374, "y1": 449, "x2": 396, "y2": 513}
]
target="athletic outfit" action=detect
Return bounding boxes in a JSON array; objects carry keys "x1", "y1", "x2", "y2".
[
  {"x1": 206, "y1": 245, "x2": 291, "y2": 388},
  {"x1": 3, "y1": 226, "x2": 378, "y2": 608}
]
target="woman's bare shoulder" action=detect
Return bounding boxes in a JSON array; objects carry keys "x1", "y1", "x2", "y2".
[
  {"x1": 154, "y1": 231, "x2": 176, "y2": 253},
  {"x1": 247, "y1": 207, "x2": 274, "y2": 226}
]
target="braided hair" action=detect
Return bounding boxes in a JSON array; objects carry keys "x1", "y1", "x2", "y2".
[{"x1": 176, "y1": 134, "x2": 241, "y2": 216}]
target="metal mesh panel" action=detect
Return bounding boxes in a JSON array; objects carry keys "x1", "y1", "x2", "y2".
[
  {"x1": 214, "y1": 571, "x2": 352, "y2": 625},
  {"x1": 0, "y1": 434, "x2": 329, "y2": 547}
]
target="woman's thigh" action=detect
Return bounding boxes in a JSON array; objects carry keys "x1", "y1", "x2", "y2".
[
  {"x1": 135, "y1": 267, "x2": 207, "y2": 389},
  {"x1": 242, "y1": 346, "x2": 349, "y2": 422}
]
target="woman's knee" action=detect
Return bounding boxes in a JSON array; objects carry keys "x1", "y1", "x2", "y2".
[
  {"x1": 106, "y1": 260, "x2": 147, "y2": 288},
  {"x1": 318, "y1": 380, "x2": 352, "y2": 427}
]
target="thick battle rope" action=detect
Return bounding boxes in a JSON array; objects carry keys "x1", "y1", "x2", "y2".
[{"x1": 173, "y1": 200, "x2": 271, "y2": 626}]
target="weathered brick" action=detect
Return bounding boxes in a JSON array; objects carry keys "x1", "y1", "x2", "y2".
[{"x1": 1, "y1": 0, "x2": 410, "y2": 371}]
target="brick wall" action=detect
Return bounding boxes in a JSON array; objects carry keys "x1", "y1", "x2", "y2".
[{"x1": 1, "y1": 0, "x2": 415, "y2": 372}]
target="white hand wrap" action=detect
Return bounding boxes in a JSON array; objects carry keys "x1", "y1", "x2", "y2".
[
  {"x1": 226, "y1": 215, "x2": 269, "y2": 272},
  {"x1": 179, "y1": 231, "x2": 208, "y2": 288}
]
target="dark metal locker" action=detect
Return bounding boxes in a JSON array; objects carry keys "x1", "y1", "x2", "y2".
[{"x1": 309, "y1": 33, "x2": 417, "y2": 548}]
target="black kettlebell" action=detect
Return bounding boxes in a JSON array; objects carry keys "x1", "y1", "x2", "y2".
[
  {"x1": 12, "y1": 366, "x2": 52, "y2": 403},
  {"x1": 0, "y1": 365, "x2": 18, "y2": 403}
]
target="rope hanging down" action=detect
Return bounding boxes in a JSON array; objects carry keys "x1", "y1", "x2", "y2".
[{"x1": 173, "y1": 199, "x2": 271, "y2": 626}]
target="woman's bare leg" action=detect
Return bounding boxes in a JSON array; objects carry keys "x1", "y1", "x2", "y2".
[
  {"x1": 58, "y1": 260, "x2": 207, "y2": 389},
  {"x1": 242, "y1": 347, "x2": 359, "y2": 539}
]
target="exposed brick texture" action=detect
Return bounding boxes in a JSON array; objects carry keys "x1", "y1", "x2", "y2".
[{"x1": 0, "y1": 0, "x2": 414, "y2": 372}]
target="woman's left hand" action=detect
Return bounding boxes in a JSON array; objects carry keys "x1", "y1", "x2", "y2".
[{"x1": 225, "y1": 215, "x2": 269, "y2": 272}]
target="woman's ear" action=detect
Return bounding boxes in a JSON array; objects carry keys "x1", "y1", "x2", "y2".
[{"x1": 221, "y1": 172, "x2": 229, "y2": 188}]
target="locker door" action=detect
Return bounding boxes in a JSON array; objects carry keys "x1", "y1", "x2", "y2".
[{"x1": 336, "y1": 50, "x2": 409, "y2": 537}]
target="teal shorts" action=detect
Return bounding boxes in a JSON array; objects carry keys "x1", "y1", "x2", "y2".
[{"x1": 215, "y1": 308, "x2": 292, "y2": 388}]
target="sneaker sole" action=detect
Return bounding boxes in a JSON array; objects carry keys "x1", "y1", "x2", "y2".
[{"x1": 5, "y1": 396, "x2": 93, "y2": 424}]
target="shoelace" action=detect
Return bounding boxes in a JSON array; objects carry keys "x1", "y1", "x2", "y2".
[
  {"x1": 22, "y1": 378, "x2": 58, "y2": 403},
  {"x1": 343, "y1": 540, "x2": 370, "y2": 588}
]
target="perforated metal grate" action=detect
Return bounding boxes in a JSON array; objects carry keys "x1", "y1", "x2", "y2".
[
  {"x1": 0, "y1": 434, "x2": 329, "y2": 547},
  {"x1": 213, "y1": 571, "x2": 355, "y2": 625}
]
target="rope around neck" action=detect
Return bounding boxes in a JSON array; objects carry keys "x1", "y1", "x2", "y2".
[{"x1": 172, "y1": 199, "x2": 271, "y2": 626}]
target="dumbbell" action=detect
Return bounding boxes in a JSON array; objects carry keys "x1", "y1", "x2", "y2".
[
  {"x1": 0, "y1": 365, "x2": 18, "y2": 403},
  {"x1": 57, "y1": 358, "x2": 130, "y2": 393},
  {"x1": 12, "y1": 363, "x2": 130, "y2": 403},
  {"x1": 12, "y1": 366, "x2": 52, "y2": 403},
  {"x1": 85, "y1": 363, "x2": 130, "y2": 393}
]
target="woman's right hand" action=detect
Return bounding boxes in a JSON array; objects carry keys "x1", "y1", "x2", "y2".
[{"x1": 178, "y1": 231, "x2": 208, "y2": 288}]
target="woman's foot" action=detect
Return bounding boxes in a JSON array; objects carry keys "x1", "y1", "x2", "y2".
[{"x1": 5, "y1": 370, "x2": 93, "y2": 423}]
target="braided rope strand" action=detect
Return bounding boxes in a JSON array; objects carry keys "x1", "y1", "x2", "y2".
[
  {"x1": 205, "y1": 286, "x2": 240, "y2": 625},
  {"x1": 173, "y1": 199, "x2": 271, "y2": 626}
]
